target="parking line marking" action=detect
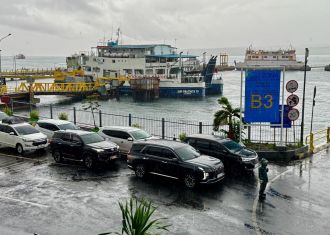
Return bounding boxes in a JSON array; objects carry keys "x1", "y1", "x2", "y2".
[{"x1": 0, "y1": 195, "x2": 49, "y2": 208}]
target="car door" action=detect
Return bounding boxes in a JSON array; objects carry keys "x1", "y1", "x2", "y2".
[
  {"x1": 5, "y1": 126, "x2": 18, "y2": 148},
  {"x1": 68, "y1": 134, "x2": 84, "y2": 160},
  {"x1": 209, "y1": 141, "x2": 227, "y2": 162},
  {"x1": 59, "y1": 133, "x2": 73, "y2": 158},
  {"x1": 141, "y1": 146, "x2": 164, "y2": 174},
  {"x1": 158, "y1": 148, "x2": 181, "y2": 179},
  {"x1": 194, "y1": 139, "x2": 212, "y2": 156},
  {"x1": 103, "y1": 130, "x2": 131, "y2": 153}
]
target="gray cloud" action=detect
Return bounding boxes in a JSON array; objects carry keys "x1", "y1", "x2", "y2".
[{"x1": 0, "y1": 0, "x2": 329, "y2": 56}]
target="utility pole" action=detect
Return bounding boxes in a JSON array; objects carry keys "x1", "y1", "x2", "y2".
[{"x1": 300, "y1": 48, "x2": 309, "y2": 145}]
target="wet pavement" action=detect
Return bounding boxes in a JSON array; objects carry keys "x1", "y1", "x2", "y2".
[{"x1": 0, "y1": 147, "x2": 329, "y2": 235}]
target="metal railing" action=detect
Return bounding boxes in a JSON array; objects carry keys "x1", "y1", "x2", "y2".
[
  {"x1": 10, "y1": 102, "x2": 302, "y2": 144},
  {"x1": 305, "y1": 127, "x2": 330, "y2": 152}
]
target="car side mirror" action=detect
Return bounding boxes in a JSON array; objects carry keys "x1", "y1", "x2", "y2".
[
  {"x1": 9, "y1": 132, "x2": 15, "y2": 135},
  {"x1": 127, "y1": 137, "x2": 133, "y2": 141}
]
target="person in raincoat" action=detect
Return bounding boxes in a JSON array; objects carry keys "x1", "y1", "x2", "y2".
[{"x1": 258, "y1": 158, "x2": 269, "y2": 200}]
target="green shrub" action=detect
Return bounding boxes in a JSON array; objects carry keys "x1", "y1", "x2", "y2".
[
  {"x1": 29, "y1": 110, "x2": 39, "y2": 122},
  {"x1": 91, "y1": 127, "x2": 99, "y2": 132},
  {"x1": 117, "y1": 198, "x2": 170, "y2": 235},
  {"x1": 179, "y1": 132, "x2": 187, "y2": 142},
  {"x1": 3, "y1": 106, "x2": 13, "y2": 116},
  {"x1": 58, "y1": 112, "x2": 68, "y2": 120},
  {"x1": 131, "y1": 123, "x2": 141, "y2": 128}
]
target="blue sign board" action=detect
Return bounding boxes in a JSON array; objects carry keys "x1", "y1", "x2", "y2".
[
  {"x1": 270, "y1": 105, "x2": 292, "y2": 128},
  {"x1": 244, "y1": 70, "x2": 281, "y2": 123}
]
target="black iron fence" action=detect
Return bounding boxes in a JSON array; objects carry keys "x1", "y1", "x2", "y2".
[{"x1": 11, "y1": 101, "x2": 301, "y2": 144}]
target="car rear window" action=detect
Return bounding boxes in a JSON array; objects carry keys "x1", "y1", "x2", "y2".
[{"x1": 58, "y1": 123, "x2": 78, "y2": 130}]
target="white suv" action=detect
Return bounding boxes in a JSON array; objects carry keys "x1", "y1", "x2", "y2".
[
  {"x1": 98, "y1": 126, "x2": 158, "y2": 154},
  {"x1": 0, "y1": 122, "x2": 48, "y2": 154},
  {"x1": 35, "y1": 119, "x2": 79, "y2": 139}
]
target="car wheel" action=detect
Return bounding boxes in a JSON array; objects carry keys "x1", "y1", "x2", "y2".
[
  {"x1": 184, "y1": 173, "x2": 196, "y2": 189},
  {"x1": 84, "y1": 153, "x2": 94, "y2": 169},
  {"x1": 16, "y1": 144, "x2": 24, "y2": 155},
  {"x1": 52, "y1": 150, "x2": 62, "y2": 163},
  {"x1": 135, "y1": 164, "x2": 146, "y2": 179}
]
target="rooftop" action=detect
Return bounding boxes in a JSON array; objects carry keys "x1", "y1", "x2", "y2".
[
  {"x1": 135, "y1": 139, "x2": 188, "y2": 149},
  {"x1": 101, "y1": 126, "x2": 141, "y2": 132},
  {"x1": 187, "y1": 134, "x2": 226, "y2": 141},
  {"x1": 37, "y1": 119, "x2": 73, "y2": 125}
]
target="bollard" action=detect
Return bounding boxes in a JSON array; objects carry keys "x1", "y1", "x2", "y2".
[
  {"x1": 73, "y1": 107, "x2": 76, "y2": 125},
  {"x1": 99, "y1": 110, "x2": 102, "y2": 127},
  {"x1": 310, "y1": 132, "x2": 314, "y2": 153},
  {"x1": 129, "y1": 113, "x2": 132, "y2": 126},
  {"x1": 199, "y1": 122, "x2": 202, "y2": 134},
  {"x1": 162, "y1": 118, "x2": 165, "y2": 139},
  {"x1": 327, "y1": 127, "x2": 330, "y2": 143}
]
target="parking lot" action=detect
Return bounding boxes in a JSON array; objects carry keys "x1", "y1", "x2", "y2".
[{"x1": 0, "y1": 148, "x2": 330, "y2": 235}]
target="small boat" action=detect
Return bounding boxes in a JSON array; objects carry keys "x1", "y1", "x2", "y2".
[{"x1": 15, "y1": 54, "x2": 26, "y2": 59}]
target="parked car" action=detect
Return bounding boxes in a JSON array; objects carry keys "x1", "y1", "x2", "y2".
[
  {"x1": 0, "y1": 122, "x2": 48, "y2": 154},
  {"x1": 50, "y1": 130, "x2": 119, "y2": 169},
  {"x1": 185, "y1": 134, "x2": 259, "y2": 172},
  {"x1": 0, "y1": 111, "x2": 8, "y2": 122},
  {"x1": 98, "y1": 126, "x2": 157, "y2": 154},
  {"x1": 127, "y1": 139, "x2": 225, "y2": 188},
  {"x1": 35, "y1": 119, "x2": 79, "y2": 139}
]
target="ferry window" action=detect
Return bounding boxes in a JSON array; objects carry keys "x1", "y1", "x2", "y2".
[
  {"x1": 92, "y1": 67, "x2": 100, "y2": 72},
  {"x1": 112, "y1": 60, "x2": 115, "y2": 63},
  {"x1": 263, "y1": 56, "x2": 267, "y2": 58},
  {"x1": 273, "y1": 56, "x2": 277, "y2": 58}
]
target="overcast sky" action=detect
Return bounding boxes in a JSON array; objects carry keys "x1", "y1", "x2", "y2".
[{"x1": 0, "y1": 0, "x2": 329, "y2": 56}]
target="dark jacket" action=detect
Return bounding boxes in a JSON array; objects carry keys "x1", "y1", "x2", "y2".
[{"x1": 258, "y1": 166, "x2": 268, "y2": 182}]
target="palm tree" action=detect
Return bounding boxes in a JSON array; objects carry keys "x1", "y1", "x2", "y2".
[{"x1": 213, "y1": 97, "x2": 240, "y2": 140}]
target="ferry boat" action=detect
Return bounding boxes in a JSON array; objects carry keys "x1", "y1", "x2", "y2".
[
  {"x1": 235, "y1": 46, "x2": 311, "y2": 71},
  {"x1": 66, "y1": 32, "x2": 223, "y2": 98}
]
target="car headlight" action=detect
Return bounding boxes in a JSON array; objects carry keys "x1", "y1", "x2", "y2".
[
  {"x1": 22, "y1": 138, "x2": 32, "y2": 142},
  {"x1": 241, "y1": 157, "x2": 251, "y2": 162},
  {"x1": 198, "y1": 167, "x2": 209, "y2": 180},
  {"x1": 93, "y1": 148, "x2": 104, "y2": 153}
]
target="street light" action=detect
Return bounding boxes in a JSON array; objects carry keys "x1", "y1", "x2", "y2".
[
  {"x1": 0, "y1": 33, "x2": 12, "y2": 74},
  {"x1": 300, "y1": 48, "x2": 309, "y2": 145}
]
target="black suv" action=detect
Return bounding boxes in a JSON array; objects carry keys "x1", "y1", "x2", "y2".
[
  {"x1": 127, "y1": 139, "x2": 225, "y2": 188},
  {"x1": 185, "y1": 134, "x2": 259, "y2": 172},
  {"x1": 50, "y1": 130, "x2": 119, "y2": 169}
]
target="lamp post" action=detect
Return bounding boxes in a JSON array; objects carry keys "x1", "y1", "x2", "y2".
[
  {"x1": 300, "y1": 48, "x2": 309, "y2": 145},
  {"x1": 0, "y1": 33, "x2": 12, "y2": 75}
]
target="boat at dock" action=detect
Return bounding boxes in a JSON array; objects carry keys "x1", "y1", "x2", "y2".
[
  {"x1": 66, "y1": 31, "x2": 223, "y2": 98},
  {"x1": 235, "y1": 46, "x2": 311, "y2": 71}
]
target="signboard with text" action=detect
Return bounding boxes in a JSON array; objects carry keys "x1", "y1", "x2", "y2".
[{"x1": 244, "y1": 69, "x2": 281, "y2": 123}]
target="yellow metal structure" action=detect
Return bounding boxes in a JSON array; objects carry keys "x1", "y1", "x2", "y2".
[
  {"x1": 53, "y1": 69, "x2": 85, "y2": 81},
  {"x1": 15, "y1": 82, "x2": 104, "y2": 93},
  {"x1": 305, "y1": 127, "x2": 330, "y2": 153},
  {"x1": 0, "y1": 85, "x2": 8, "y2": 95}
]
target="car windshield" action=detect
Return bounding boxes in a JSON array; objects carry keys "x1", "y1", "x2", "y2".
[
  {"x1": 130, "y1": 130, "x2": 151, "y2": 140},
  {"x1": 58, "y1": 123, "x2": 79, "y2": 130},
  {"x1": 15, "y1": 125, "x2": 40, "y2": 135},
  {"x1": 222, "y1": 140, "x2": 243, "y2": 152},
  {"x1": 80, "y1": 133, "x2": 104, "y2": 144},
  {"x1": 175, "y1": 145, "x2": 200, "y2": 161}
]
